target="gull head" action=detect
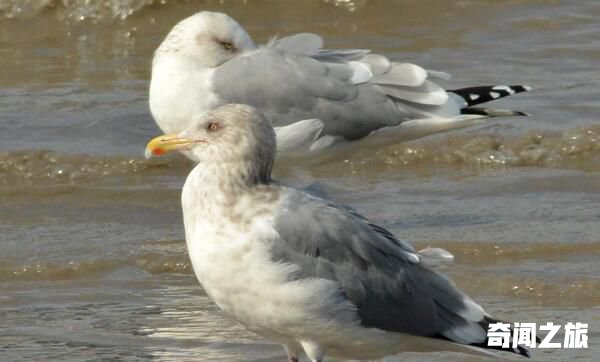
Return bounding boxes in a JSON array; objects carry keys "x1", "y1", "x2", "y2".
[
  {"x1": 155, "y1": 11, "x2": 255, "y2": 68},
  {"x1": 146, "y1": 104, "x2": 276, "y2": 181}
]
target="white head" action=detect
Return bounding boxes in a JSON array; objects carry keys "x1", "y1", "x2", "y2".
[
  {"x1": 155, "y1": 11, "x2": 256, "y2": 68},
  {"x1": 146, "y1": 104, "x2": 276, "y2": 184}
]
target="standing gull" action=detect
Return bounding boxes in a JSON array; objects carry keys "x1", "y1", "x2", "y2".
[
  {"x1": 145, "y1": 104, "x2": 532, "y2": 361},
  {"x1": 150, "y1": 11, "x2": 532, "y2": 156}
]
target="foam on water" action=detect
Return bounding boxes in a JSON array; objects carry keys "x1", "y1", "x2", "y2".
[
  {"x1": 3, "y1": 126, "x2": 597, "y2": 186},
  {"x1": 1, "y1": 0, "x2": 161, "y2": 21},
  {"x1": 342, "y1": 125, "x2": 600, "y2": 174},
  {"x1": 0, "y1": 253, "x2": 191, "y2": 282},
  {"x1": 0, "y1": 0, "x2": 360, "y2": 21},
  {"x1": 1, "y1": 238, "x2": 598, "y2": 309},
  {"x1": 0, "y1": 150, "x2": 192, "y2": 186}
]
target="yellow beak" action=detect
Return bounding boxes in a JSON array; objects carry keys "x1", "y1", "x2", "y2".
[{"x1": 144, "y1": 134, "x2": 198, "y2": 159}]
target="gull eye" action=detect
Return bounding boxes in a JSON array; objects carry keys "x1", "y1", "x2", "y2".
[
  {"x1": 207, "y1": 122, "x2": 220, "y2": 131},
  {"x1": 220, "y1": 41, "x2": 234, "y2": 51}
]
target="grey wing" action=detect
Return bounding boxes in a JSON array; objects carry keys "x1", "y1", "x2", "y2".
[
  {"x1": 271, "y1": 188, "x2": 489, "y2": 345},
  {"x1": 269, "y1": 33, "x2": 324, "y2": 55},
  {"x1": 212, "y1": 36, "x2": 452, "y2": 141}
]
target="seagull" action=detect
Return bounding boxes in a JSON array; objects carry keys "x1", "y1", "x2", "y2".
[
  {"x1": 145, "y1": 104, "x2": 532, "y2": 361},
  {"x1": 150, "y1": 11, "x2": 531, "y2": 156}
]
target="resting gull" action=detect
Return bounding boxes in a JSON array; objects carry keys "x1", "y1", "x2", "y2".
[
  {"x1": 150, "y1": 11, "x2": 532, "y2": 156},
  {"x1": 145, "y1": 104, "x2": 532, "y2": 361}
]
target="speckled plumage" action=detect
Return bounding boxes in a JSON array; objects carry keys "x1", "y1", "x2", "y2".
[{"x1": 170, "y1": 104, "x2": 532, "y2": 361}]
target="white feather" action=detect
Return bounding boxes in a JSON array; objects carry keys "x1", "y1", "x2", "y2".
[
  {"x1": 418, "y1": 247, "x2": 455, "y2": 267},
  {"x1": 376, "y1": 80, "x2": 449, "y2": 106},
  {"x1": 348, "y1": 61, "x2": 373, "y2": 84},
  {"x1": 426, "y1": 69, "x2": 452, "y2": 81},
  {"x1": 275, "y1": 119, "x2": 325, "y2": 153},
  {"x1": 372, "y1": 63, "x2": 427, "y2": 87},
  {"x1": 358, "y1": 54, "x2": 391, "y2": 75}
]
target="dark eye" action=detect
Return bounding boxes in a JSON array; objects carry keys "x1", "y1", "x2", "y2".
[
  {"x1": 220, "y1": 41, "x2": 234, "y2": 51},
  {"x1": 207, "y1": 122, "x2": 220, "y2": 131}
]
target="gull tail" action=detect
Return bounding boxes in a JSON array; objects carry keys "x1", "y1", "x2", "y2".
[
  {"x1": 464, "y1": 315, "x2": 540, "y2": 358},
  {"x1": 422, "y1": 267, "x2": 535, "y2": 359},
  {"x1": 449, "y1": 84, "x2": 532, "y2": 117},
  {"x1": 359, "y1": 84, "x2": 532, "y2": 149}
]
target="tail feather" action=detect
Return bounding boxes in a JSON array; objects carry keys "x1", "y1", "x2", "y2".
[
  {"x1": 473, "y1": 315, "x2": 537, "y2": 358},
  {"x1": 432, "y1": 315, "x2": 535, "y2": 358},
  {"x1": 449, "y1": 84, "x2": 532, "y2": 107},
  {"x1": 461, "y1": 107, "x2": 530, "y2": 117}
]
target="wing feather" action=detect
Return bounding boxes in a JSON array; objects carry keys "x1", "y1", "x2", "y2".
[
  {"x1": 212, "y1": 43, "x2": 453, "y2": 143},
  {"x1": 272, "y1": 33, "x2": 324, "y2": 55},
  {"x1": 359, "y1": 54, "x2": 392, "y2": 75},
  {"x1": 213, "y1": 47, "x2": 405, "y2": 139},
  {"x1": 271, "y1": 188, "x2": 489, "y2": 344},
  {"x1": 372, "y1": 63, "x2": 428, "y2": 87},
  {"x1": 376, "y1": 80, "x2": 449, "y2": 106}
]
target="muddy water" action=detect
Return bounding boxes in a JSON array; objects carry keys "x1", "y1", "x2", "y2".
[{"x1": 1, "y1": 0, "x2": 599, "y2": 361}]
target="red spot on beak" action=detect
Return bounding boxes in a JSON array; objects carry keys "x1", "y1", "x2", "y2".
[{"x1": 153, "y1": 148, "x2": 166, "y2": 156}]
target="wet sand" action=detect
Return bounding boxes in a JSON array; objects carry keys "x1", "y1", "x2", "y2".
[{"x1": 1, "y1": 0, "x2": 599, "y2": 361}]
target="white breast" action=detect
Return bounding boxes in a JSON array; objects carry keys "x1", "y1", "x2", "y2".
[
  {"x1": 180, "y1": 170, "x2": 368, "y2": 353},
  {"x1": 181, "y1": 203, "x2": 358, "y2": 346},
  {"x1": 185, "y1": 216, "x2": 301, "y2": 334}
]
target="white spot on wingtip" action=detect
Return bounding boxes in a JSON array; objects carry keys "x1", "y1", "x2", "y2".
[
  {"x1": 460, "y1": 298, "x2": 485, "y2": 322},
  {"x1": 490, "y1": 91, "x2": 501, "y2": 99},
  {"x1": 469, "y1": 93, "x2": 480, "y2": 101},
  {"x1": 348, "y1": 60, "x2": 373, "y2": 84},
  {"x1": 523, "y1": 85, "x2": 533, "y2": 91},
  {"x1": 418, "y1": 247, "x2": 455, "y2": 267},
  {"x1": 407, "y1": 253, "x2": 420, "y2": 264},
  {"x1": 492, "y1": 85, "x2": 515, "y2": 95}
]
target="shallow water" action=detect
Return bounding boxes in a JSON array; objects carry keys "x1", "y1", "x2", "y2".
[{"x1": 1, "y1": 0, "x2": 599, "y2": 361}]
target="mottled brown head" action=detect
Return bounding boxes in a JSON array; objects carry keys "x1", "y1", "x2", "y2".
[{"x1": 146, "y1": 104, "x2": 276, "y2": 183}]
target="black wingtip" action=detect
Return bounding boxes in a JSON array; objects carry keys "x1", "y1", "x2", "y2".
[
  {"x1": 449, "y1": 84, "x2": 532, "y2": 107},
  {"x1": 470, "y1": 316, "x2": 535, "y2": 358},
  {"x1": 461, "y1": 107, "x2": 530, "y2": 118},
  {"x1": 518, "y1": 345, "x2": 532, "y2": 358},
  {"x1": 515, "y1": 110, "x2": 532, "y2": 117}
]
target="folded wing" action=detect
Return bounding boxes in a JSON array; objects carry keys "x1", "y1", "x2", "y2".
[{"x1": 271, "y1": 189, "x2": 488, "y2": 343}]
